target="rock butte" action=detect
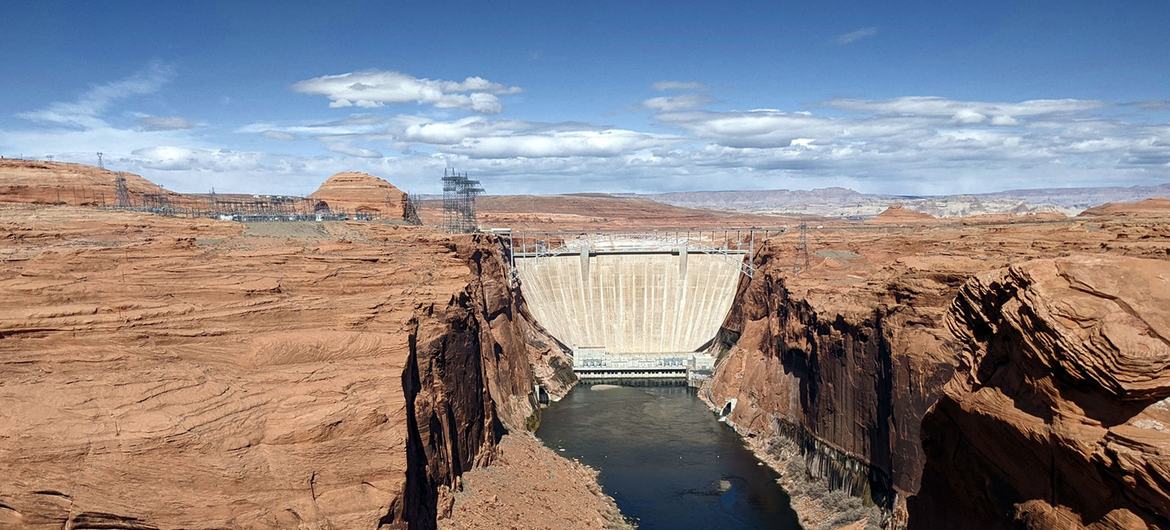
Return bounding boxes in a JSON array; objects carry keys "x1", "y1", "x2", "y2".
[
  {"x1": 864, "y1": 204, "x2": 938, "y2": 224},
  {"x1": 1, "y1": 161, "x2": 1169, "y2": 529},
  {"x1": 310, "y1": 171, "x2": 412, "y2": 220}
]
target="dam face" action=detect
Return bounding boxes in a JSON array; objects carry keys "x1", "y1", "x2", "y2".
[{"x1": 514, "y1": 250, "x2": 743, "y2": 358}]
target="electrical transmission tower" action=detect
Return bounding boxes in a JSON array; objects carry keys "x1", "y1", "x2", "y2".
[
  {"x1": 403, "y1": 193, "x2": 422, "y2": 225},
  {"x1": 114, "y1": 172, "x2": 131, "y2": 208},
  {"x1": 794, "y1": 221, "x2": 810, "y2": 274},
  {"x1": 97, "y1": 152, "x2": 104, "y2": 169},
  {"x1": 441, "y1": 169, "x2": 484, "y2": 233}
]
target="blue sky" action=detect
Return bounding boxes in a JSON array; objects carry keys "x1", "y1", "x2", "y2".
[{"x1": 1, "y1": 1, "x2": 1168, "y2": 195}]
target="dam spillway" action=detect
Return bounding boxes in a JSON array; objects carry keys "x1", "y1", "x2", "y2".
[{"x1": 513, "y1": 242, "x2": 746, "y2": 379}]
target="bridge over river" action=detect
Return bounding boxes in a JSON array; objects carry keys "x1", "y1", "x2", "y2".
[{"x1": 507, "y1": 229, "x2": 773, "y2": 382}]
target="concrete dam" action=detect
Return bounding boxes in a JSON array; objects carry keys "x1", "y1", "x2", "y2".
[{"x1": 513, "y1": 235, "x2": 748, "y2": 380}]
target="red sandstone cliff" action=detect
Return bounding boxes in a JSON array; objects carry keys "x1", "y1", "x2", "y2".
[
  {"x1": 0, "y1": 159, "x2": 178, "y2": 206},
  {"x1": 311, "y1": 172, "x2": 411, "y2": 220},
  {"x1": 907, "y1": 256, "x2": 1170, "y2": 529},
  {"x1": 706, "y1": 243, "x2": 960, "y2": 513},
  {"x1": 1079, "y1": 197, "x2": 1170, "y2": 218},
  {"x1": 704, "y1": 215, "x2": 1170, "y2": 528},
  {"x1": 0, "y1": 206, "x2": 579, "y2": 529}
]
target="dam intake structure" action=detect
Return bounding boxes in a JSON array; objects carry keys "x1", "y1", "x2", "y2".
[{"x1": 510, "y1": 230, "x2": 767, "y2": 382}]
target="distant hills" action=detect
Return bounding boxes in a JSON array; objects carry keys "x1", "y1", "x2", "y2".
[{"x1": 635, "y1": 183, "x2": 1170, "y2": 218}]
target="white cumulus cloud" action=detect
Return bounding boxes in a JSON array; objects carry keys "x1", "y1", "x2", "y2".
[
  {"x1": 642, "y1": 94, "x2": 712, "y2": 112},
  {"x1": 6, "y1": 62, "x2": 1169, "y2": 197},
  {"x1": 292, "y1": 70, "x2": 521, "y2": 113},
  {"x1": 129, "y1": 146, "x2": 268, "y2": 172},
  {"x1": 448, "y1": 129, "x2": 673, "y2": 159},
  {"x1": 829, "y1": 96, "x2": 1103, "y2": 125}
]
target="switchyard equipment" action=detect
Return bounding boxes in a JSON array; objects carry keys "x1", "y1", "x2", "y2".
[{"x1": 441, "y1": 169, "x2": 484, "y2": 233}]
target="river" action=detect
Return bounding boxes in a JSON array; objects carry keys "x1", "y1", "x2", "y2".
[{"x1": 537, "y1": 384, "x2": 803, "y2": 529}]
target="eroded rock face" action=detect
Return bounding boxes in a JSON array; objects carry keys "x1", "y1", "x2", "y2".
[
  {"x1": 706, "y1": 247, "x2": 959, "y2": 508},
  {"x1": 437, "y1": 434, "x2": 628, "y2": 530},
  {"x1": 704, "y1": 215, "x2": 1170, "y2": 527},
  {"x1": 0, "y1": 159, "x2": 177, "y2": 206},
  {"x1": 310, "y1": 172, "x2": 410, "y2": 220},
  {"x1": 1079, "y1": 197, "x2": 1170, "y2": 218},
  {"x1": 907, "y1": 256, "x2": 1170, "y2": 529},
  {"x1": 0, "y1": 207, "x2": 569, "y2": 529}
]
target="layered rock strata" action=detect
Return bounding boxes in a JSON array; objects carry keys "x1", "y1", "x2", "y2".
[
  {"x1": 0, "y1": 206, "x2": 575, "y2": 529},
  {"x1": 704, "y1": 215, "x2": 1170, "y2": 528},
  {"x1": 310, "y1": 172, "x2": 411, "y2": 220},
  {"x1": 0, "y1": 159, "x2": 177, "y2": 206},
  {"x1": 908, "y1": 256, "x2": 1170, "y2": 529}
]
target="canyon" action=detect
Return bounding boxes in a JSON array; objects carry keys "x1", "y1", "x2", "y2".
[
  {"x1": 2, "y1": 159, "x2": 1169, "y2": 529},
  {"x1": 908, "y1": 255, "x2": 1170, "y2": 529},
  {"x1": 705, "y1": 206, "x2": 1170, "y2": 528},
  {"x1": 0, "y1": 164, "x2": 599, "y2": 529}
]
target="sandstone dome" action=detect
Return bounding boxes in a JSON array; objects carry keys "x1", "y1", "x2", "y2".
[
  {"x1": 0, "y1": 159, "x2": 176, "y2": 206},
  {"x1": 309, "y1": 171, "x2": 410, "y2": 219}
]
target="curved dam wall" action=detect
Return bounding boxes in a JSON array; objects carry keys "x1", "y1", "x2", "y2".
[{"x1": 514, "y1": 251, "x2": 744, "y2": 353}]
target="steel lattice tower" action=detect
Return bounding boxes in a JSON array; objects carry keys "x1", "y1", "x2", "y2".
[
  {"x1": 794, "y1": 222, "x2": 810, "y2": 273},
  {"x1": 114, "y1": 172, "x2": 131, "y2": 208},
  {"x1": 441, "y1": 169, "x2": 484, "y2": 233}
]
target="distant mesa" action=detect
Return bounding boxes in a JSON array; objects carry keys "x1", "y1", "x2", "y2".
[
  {"x1": 642, "y1": 183, "x2": 1170, "y2": 218},
  {"x1": 866, "y1": 203, "x2": 936, "y2": 224},
  {"x1": 310, "y1": 171, "x2": 411, "y2": 220},
  {"x1": 0, "y1": 159, "x2": 175, "y2": 206},
  {"x1": 1079, "y1": 197, "x2": 1170, "y2": 218}
]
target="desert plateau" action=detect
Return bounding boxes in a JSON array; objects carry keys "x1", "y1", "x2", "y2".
[{"x1": 4, "y1": 3, "x2": 1170, "y2": 528}]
